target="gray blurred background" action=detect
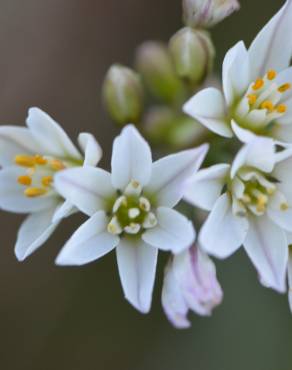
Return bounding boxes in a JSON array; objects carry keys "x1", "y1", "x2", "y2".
[{"x1": 0, "y1": 0, "x2": 291, "y2": 369}]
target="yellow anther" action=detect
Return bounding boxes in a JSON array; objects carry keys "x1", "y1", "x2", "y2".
[
  {"x1": 278, "y1": 83, "x2": 291, "y2": 93},
  {"x1": 131, "y1": 180, "x2": 140, "y2": 189},
  {"x1": 281, "y1": 203, "x2": 289, "y2": 211},
  {"x1": 267, "y1": 70, "x2": 277, "y2": 80},
  {"x1": 252, "y1": 78, "x2": 264, "y2": 91},
  {"x1": 247, "y1": 94, "x2": 257, "y2": 105},
  {"x1": 34, "y1": 154, "x2": 47, "y2": 165},
  {"x1": 107, "y1": 224, "x2": 117, "y2": 234},
  {"x1": 242, "y1": 194, "x2": 251, "y2": 204},
  {"x1": 276, "y1": 104, "x2": 287, "y2": 113},
  {"x1": 260, "y1": 100, "x2": 274, "y2": 112},
  {"x1": 17, "y1": 175, "x2": 32, "y2": 186},
  {"x1": 50, "y1": 159, "x2": 65, "y2": 171},
  {"x1": 15, "y1": 155, "x2": 35, "y2": 167},
  {"x1": 267, "y1": 188, "x2": 276, "y2": 196},
  {"x1": 24, "y1": 187, "x2": 47, "y2": 198},
  {"x1": 42, "y1": 176, "x2": 53, "y2": 187},
  {"x1": 256, "y1": 195, "x2": 268, "y2": 212}
]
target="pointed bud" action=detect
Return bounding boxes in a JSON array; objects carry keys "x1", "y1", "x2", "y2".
[
  {"x1": 103, "y1": 64, "x2": 144, "y2": 125},
  {"x1": 183, "y1": 0, "x2": 240, "y2": 28},
  {"x1": 169, "y1": 28, "x2": 215, "y2": 85},
  {"x1": 162, "y1": 245, "x2": 223, "y2": 329},
  {"x1": 135, "y1": 41, "x2": 185, "y2": 103}
]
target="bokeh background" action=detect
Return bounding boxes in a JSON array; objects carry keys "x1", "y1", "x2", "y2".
[{"x1": 0, "y1": 0, "x2": 291, "y2": 369}]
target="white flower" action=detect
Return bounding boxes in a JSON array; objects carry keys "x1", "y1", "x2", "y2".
[
  {"x1": 184, "y1": 0, "x2": 292, "y2": 143},
  {"x1": 184, "y1": 136, "x2": 292, "y2": 293},
  {"x1": 162, "y1": 244, "x2": 223, "y2": 329},
  {"x1": 53, "y1": 125, "x2": 208, "y2": 313},
  {"x1": 0, "y1": 107, "x2": 102, "y2": 261}
]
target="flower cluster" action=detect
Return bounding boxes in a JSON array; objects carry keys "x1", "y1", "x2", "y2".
[{"x1": 1, "y1": 0, "x2": 292, "y2": 329}]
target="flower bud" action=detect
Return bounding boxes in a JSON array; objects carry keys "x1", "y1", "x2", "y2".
[
  {"x1": 169, "y1": 28, "x2": 215, "y2": 85},
  {"x1": 135, "y1": 41, "x2": 185, "y2": 104},
  {"x1": 103, "y1": 64, "x2": 143, "y2": 125},
  {"x1": 183, "y1": 0, "x2": 240, "y2": 28},
  {"x1": 162, "y1": 245, "x2": 223, "y2": 329}
]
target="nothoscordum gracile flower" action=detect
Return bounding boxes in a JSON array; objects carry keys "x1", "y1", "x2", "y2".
[
  {"x1": 0, "y1": 107, "x2": 102, "y2": 261},
  {"x1": 53, "y1": 125, "x2": 208, "y2": 313},
  {"x1": 162, "y1": 244, "x2": 223, "y2": 329},
  {"x1": 185, "y1": 137, "x2": 292, "y2": 294},
  {"x1": 184, "y1": 0, "x2": 292, "y2": 143}
]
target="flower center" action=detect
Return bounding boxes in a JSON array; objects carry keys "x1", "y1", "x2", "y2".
[
  {"x1": 234, "y1": 69, "x2": 291, "y2": 132},
  {"x1": 15, "y1": 154, "x2": 66, "y2": 198},
  {"x1": 107, "y1": 180, "x2": 157, "y2": 235}
]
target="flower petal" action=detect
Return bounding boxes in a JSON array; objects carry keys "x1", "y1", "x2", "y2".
[
  {"x1": 199, "y1": 193, "x2": 249, "y2": 259},
  {"x1": 184, "y1": 164, "x2": 230, "y2": 211},
  {"x1": 183, "y1": 88, "x2": 232, "y2": 138},
  {"x1": 142, "y1": 207, "x2": 195, "y2": 254},
  {"x1": 15, "y1": 206, "x2": 59, "y2": 261},
  {"x1": 52, "y1": 200, "x2": 75, "y2": 223},
  {"x1": 111, "y1": 125, "x2": 152, "y2": 190},
  {"x1": 248, "y1": 0, "x2": 292, "y2": 80},
  {"x1": 54, "y1": 167, "x2": 115, "y2": 216},
  {"x1": 26, "y1": 107, "x2": 82, "y2": 160},
  {"x1": 243, "y1": 215, "x2": 288, "y2": 293},
  {"x1": 56, "y1": 211, "x2": 119, "y2": 266},
  {"x1": 116, "y1": 238, "x2": 158, "y2": 313},
  {"x1": 288, "y1": 248, "x2": 292, "y2": 312},
  {"x1": 145, "y1": 144, "x2": 208, "y2": 208},
  {"x1": 268, "y1": 191, "x2": 292, "y2": 232},
  {"x1": 78, "y1": 132, "x2": 102, "y2": 167},
  {"x1": 231, "y1": 120, "x2": 257, "y2": 143}
]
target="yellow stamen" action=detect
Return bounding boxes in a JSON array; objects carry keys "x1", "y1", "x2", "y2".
[
  {"x1": 17, "y1": 175, "x2": 32, "y2": 186},
  {"x1": 260, "y1": 100, "x2": 274, "y2": 112},
  {"x1": 24, "y1": 187, "x2": 47, "y2": 198},
  {"x1": 34, "y1": 154, "x2": 47, "y2": 165},
  {"x1": 281, "y1": 203, "x2": 289, "y2": 211},
  {"x1": 247, "y1": 94, "x2": 257, "y2": 105},
  {"x1": 278, "y1": 83, "x2": 291, "y2": 93},
  {"x1": 242, "y1": 194, "x2": 251, "y2": 204},
  {"x1": 15, "y1": 155, "x2": 35, "y2": 167},
  {"x1": 50, "y1": 159, "x2": 65, "y2": 171},
  {"x1": 256, "y1": 195, "x2": 268, "y2": 212},
  {"x1": 276, "y1": 104, "x2": 287, "y2": 113},
  {"x1": 42, "y1": 176, "x2": 53, "y2": 187},
  {"x1": 252, "y1": 78, "x2": 264, "y2": 91},
  {"x1": 267, "y1": 70, "x2": 277, "y2": 80}
]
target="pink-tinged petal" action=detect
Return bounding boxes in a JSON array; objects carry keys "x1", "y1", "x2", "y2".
[
  {"x1": 116, "y1": 238, "x2": 158, "y2": 314},
  {"x1": 0, "y1": 166, "x2": 59, "y2": 213},
  {"x1": 143, "y1": 207, "x2": 195, "y2": 254},
  {"x1": 15, "y1": 206, "x2": 59, "y2": 261},
  {"x1": 199, "y1": 193, "x2": 249, "y2": 259},
  {"x1": 26, "y1": 107, "x2": 82, "y2": 160},
  {"x1": 184, "y1": 164, "x2": 230, "y2": 211},
  {"x1": 111, "y1": 125, "x2": 152, "y2": 190},
  {"x1": 231, "y1": 120, "x2": 257, "y2": 143},
  {"x1": 54, "y1": 167, "x2": 115, "y2": 216},
  {"x1": 288, "y1": 248, "x2": 292, "y2": 312},
  {"x1": 78, "y1": 133, "x2": 102, "y2": 167},
  {"x1": 223, "y1": 41, "x2": 250, "y2": 107},
  {"x1": 56, "y1": 211, "x2": 119, "y2": 266},
  {"x1": 248, "y1": 0, "x2": 292, "y2": 80},
  {"x1": 183, "y1": 88, "x2": 232, "y2": 138},
  {"x1": 0, "y1": 126, "x2": 40, "y2": 167},
  {"x1": 145, "y1": 144, "x2": 208, "y2": 208},
  {"x1": 243, "y1": 215, "x2": 288, "y2": 293}
]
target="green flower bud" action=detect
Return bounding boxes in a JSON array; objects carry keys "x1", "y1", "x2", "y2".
[
  {"x1": 135, "y1": 42, "x2": 185, "y2": 104},
  {"x1": 169, "y1": 28, "x2": 215, "y2": 86},
  {"x1": 103, "y1": 64, "x2": 143, "y2": 125}
]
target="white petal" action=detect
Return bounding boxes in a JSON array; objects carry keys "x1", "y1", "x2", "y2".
[
  {"x1": 288, "y1": 249, "x2": 292, "y2": 312},
  {"x1": 199, "y1": 194, "x2": 249, "y2": 259},
  {"x1": 56, "y1": 211, "x2": 119, "y2": 265},
  {"x1": 15, "y1": 206, "x2": 59, "y2": 261},
  {"x1": 78, "y1": 132, "x2": 102, "y2": 167},
  {"x1": 243, "y1": 215, "x2": 288, "y2": 293},
  {"x1": 145, "y1": 144, "x2": 208, "y2": 208},
  {"x1": 26, "y1": 107, "x2": 82, "y2": 160},
  {"x1": 273, "y1": 122, "x2": 292, "y2": 144},
  {"x1": 183, "y1": 88, "x2": 232, "y2": 138},
  {"x1": 54, "y1": 167, "x2": 115, "y2": 216},
  {"x1": 142, "y1": 207, "x2": 195, "y2": 254},
  {"x1": 111, "y1": 125, "x2": 152, "y2": 190},
  {"x1": 248, "y1": 0, "x2": 292, "y2": 80},
  {"x1": 52, "y1": 200, "x2": 75, "y2": 223},
  {"x1": 222, "y1": 41, "x2": 250, "y2": 107},
  {"x1": 0, "y1": 166, "x2": 59, "y2": 213},
  {"x1": 272, "y1": 153, "x2": 292, "y2": 204},
  {"x1": 116, "y1": 238, "x2": 158, "y2": 313},
  {"x1": 184, "y1": 164, "x2": 230, "y2": 211},
  {"x1": 231, "y1": 120, "x2": 257, "y2": 143},
  {"x1": 268, "y1": 191, "x2": 292, "y2": 232},
  {"x1": 0, "y1": 126, "x2": 40, "y2": 167}
]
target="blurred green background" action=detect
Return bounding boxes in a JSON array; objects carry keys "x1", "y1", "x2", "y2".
[{"x1": 0, "y1": 0, "x2": 291, "y2": 369}]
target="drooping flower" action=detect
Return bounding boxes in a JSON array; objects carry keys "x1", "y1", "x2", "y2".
[
  {"x1": 184, "y1": 136, "x2": 292, "y2": 293},
  {"x1": 184, "y1": 0, "x2": 292, "y2": 143},
  {"x1": 162, "y1": 244, "x2": 223, "y2": 329},
  {"x1": 0, "y1": 107, "x2": 102, "y2": 261},
  {"x1": 53, "y1": 125, "x2": 208, "y2": 313}
]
